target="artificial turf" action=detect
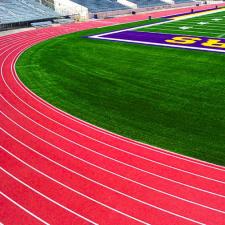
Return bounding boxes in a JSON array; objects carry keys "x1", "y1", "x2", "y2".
[
  {"x1": 138, "y1": 9, "x2": 225, "y2": 37},
  {"x1": 16, "y1": 19, "x2": 225, "y2": 166}
]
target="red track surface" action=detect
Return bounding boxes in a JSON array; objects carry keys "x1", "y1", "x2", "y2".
[{"x1": 1, "y1": 4, "x2": 225, "y2": 225}]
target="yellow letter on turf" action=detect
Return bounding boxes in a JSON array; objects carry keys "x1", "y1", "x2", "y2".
[
  {"x1": 165, "y1": 36, "x2": 202, "y2": 45},
  {"x1": 202, "y1": 39, "x2": 225, "y2": 49}
]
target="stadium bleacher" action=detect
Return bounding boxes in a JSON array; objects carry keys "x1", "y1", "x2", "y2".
[
  {"x1": 174, "y1": 0, "x2": 194, "y2": 3},
  {"x1": 69, "y1": 0, "x2": 129, "y2": 13},
  {"x1": 0, "y1": 0, "x2": 59, "y2": 25},
  {"x1": 69, "y1": 0, "x2": 194, "y2": 13},
  {"x1": 0, "y1": 0, "x2": 196, "y2": 28},
  {"x1": 128, "y1": 0, "x2": 168, "y2": 8}
]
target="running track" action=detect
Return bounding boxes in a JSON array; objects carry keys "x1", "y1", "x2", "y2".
[{"x1": 1, "y1": 4, "x2": 225, "y2": 225}]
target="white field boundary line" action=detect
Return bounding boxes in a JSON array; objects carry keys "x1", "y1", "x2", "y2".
[
  {"x1": 0, "y1": 191, "x2": 50, "y2": 225},
  {"x1": 3, "y1": 19, "x2": 225, "y2": 171},
  {"x1": 0, "y1": 167, "x2": 100, "y2": 225},
  {"x1": 0, "y1": 146, "x2": 207, "y2": 225},
  {"x1": 1, "y1": 112, "x2": 225, "y2": 200},
  {"x1": 2, "y1": 127, "x2": 225, "y2": 214},
  {"x1": 142, "y1": 28, "x2": 223, "y2": 37},
  {"x1": 89, "y1": 8, "x2": 225, "y2": 52},
  {"x1": 3, "y1": 43, "x2": 224, "y2": 180},
  {"x1": 90, "y1": 35, "x2": 225, "y2": 53},
  {"x1": 2, "y1": 87, "x2": 224, "y2": 185},
  {"x1": 0, "y1": 22, "x2": 224, "y2": 188},
  {"x1": 90, "y1": 8, "x2": 225, "y2": 39},
  {"x1": 3, "y1": 51, "x2": 225, "y2": 186},
  {"x1": 8, "y1": 39, "x2": 225, "y2": 173},
  {"x1": 136, "y1": 30, "x2": 225, "y2": 40},
  {"x1": 6, "y1": 29, "x2": 225, "y2": 173}
]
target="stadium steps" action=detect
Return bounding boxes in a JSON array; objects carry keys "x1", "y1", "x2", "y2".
[
  {"x1": 69, "y1": 0, "x2": 129, "y2": 13},
  {"x1": 0, "y1": 0, "x2": 59, "y2": 25}
]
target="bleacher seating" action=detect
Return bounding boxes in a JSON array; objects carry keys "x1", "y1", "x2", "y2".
[
  {"x1": 31, "y1": 21, "x2": 52, "y2": 27},
  {"x1": 69, "y1": 0, "x2": 129, "y2": 13},
  {"x1": 128, "y1": 0, "x2": 168, "y2": 8},
  {"x1": 0, "y1": 0, "x2": 59, "y2": 25},
  {"x1": 174, "y1": 0, "x2": 194, "y2": 3}
]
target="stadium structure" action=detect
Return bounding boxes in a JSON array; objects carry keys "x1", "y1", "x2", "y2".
[{"x1": 0, "y1": 0, "x2": 225, "y2": 225}]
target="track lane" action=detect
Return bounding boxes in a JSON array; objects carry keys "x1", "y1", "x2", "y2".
[
  {"x1": 1, "y1": 5, "x2": 225, "y2": 224},
  {"x1": 0, "y1": 148, "x2": 208, "y2": 225},
  {"x1": 1, "y1": 120, "x2": 225, "y2": 213},
  {"x1": 1, "y1": 96, "x2": 224, "y2": 196},
  {"x1": 1, "y1": 116, "x2": 224, "y2": 223},
  {"x1": 1, "y1": 13, "x2": 224, "y2": 175},
  {"x1": 0, "y1": 192, "x2": 49, "y2": 225},
  {"x1": 0, "y1": 171, "x2": 95, "y2": 225},
  {"x1": 8, "y1": 54, "x2": 225, "y2": 178},
  {"x1": 1, "y1": 131, "x2": 225, "y2": 224}
]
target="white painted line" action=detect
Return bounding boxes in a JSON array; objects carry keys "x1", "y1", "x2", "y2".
[
  {"x1": 2, "y1": 129, "x2": 224, "y2": 214},
  {"x1": 3, "y1": 41, "x2": 225, "y2": 180},
  {"x1": 1, "y1": 167, "x2": 99, "y2": 225},
  {"x1": 93, "y1": 35, "x2": 225, "y2": 53},
  {"x1": 2, "y1": 94, "x2": 224, "y2": 185},
  {"x1": 2, "y1": 15, "x2": 225, "y2": 176},
  {"x1": 1, "y1": 112, "x2": 225, "y2": 199},
  {"x1": 0, "y1": 192, "x2": 50, "y2": 225},
  {"x1": 0, "y1": 147, "x2": 207, "y2": 225}
]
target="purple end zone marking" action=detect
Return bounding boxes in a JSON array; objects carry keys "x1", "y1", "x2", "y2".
[{"x1": 91, "y1": 31, "x2": 225, "y2": 53}]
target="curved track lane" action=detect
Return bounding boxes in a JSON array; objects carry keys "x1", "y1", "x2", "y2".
[{"x1": 1, "y1": 7, "x2": 225, "y2": 225}]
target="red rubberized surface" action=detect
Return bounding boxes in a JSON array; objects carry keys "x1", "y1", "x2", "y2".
[{"x1": 1, "y1": 4, "x2": 225, "y2": 225}]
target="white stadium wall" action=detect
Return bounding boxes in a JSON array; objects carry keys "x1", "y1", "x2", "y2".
[
  {"x1": 54, "y1": 0, "x2": 89, "y2": 20},
  {"x1": 117, "y1": 0, "x2": 137, "y2": 9}
]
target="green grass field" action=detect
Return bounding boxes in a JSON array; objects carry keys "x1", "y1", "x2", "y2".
[
  {"x1": 139, "y1": 9, "x2": 225, "y2": 37},
  {"x1": 16, "y1": 16, "x2": 225, "y2": 165}
]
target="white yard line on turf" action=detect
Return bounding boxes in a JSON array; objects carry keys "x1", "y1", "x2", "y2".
[
  {"x1": 218, "y1": 33, "x2": 225, "y2": 38},
  {"x1": 90, "y1": 8, "x2": 225, "y2": 39},
  {"x1": 148, "y1": 26, "x2": 222, "y2": 35}
]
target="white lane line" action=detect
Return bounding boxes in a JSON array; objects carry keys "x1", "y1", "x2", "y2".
[
  {"x1": 1, "y1": 112, "x2": 225, "y2": 199},
  {"x1": 4, "y1": 47, "x2": 225, "y2": 180},
  {"x1": 0, "y1": 167, "x2": 99, "y2": 225},
  {"x1": 0, "y1": 25, "x2": 225, "y2": 195},
  {"x1": 1, "y1": 93, "x2": 224, "y2": 186},
  {"x1": 0, "y1": 16, "x2": 224, "y2": 186},
  {"x1": 2, "y1": 131, "x2": 224, "y2": 214},
  {"x1": 0, "y1": 146, "x2": 207, "y2": 225},
  {"x1": 0, "y1": 191, "x2": 50, "y2": 225},
  {"x1": 0, "y1": 165, "x2": 150, "y2": 225},
  {"x1": 15, "y1": 25, "x2": 225, "y2": 173}
]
